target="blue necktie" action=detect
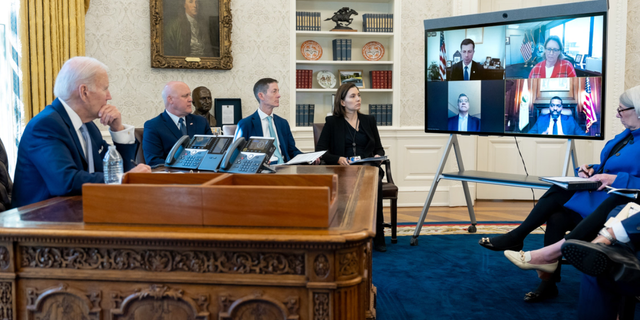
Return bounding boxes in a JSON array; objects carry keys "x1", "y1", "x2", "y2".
[
  {"x1": 179, "y1": 118, "x2": 187, "y2": 136},
  {"x1": 267, "y1": 116, "x2": 284, "y2": 164},
  {"x1": 464, "y1": 66, "x2": 469, "y2": 81},
  {"x1": 552, "y1": 119, "x2": 558, "y2": 135},
  {"x1": 79, "y1": 124, "x2": 94, "y2": 173}
]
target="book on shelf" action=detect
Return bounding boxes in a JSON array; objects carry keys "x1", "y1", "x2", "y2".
[
  {"x1": 539, "y1": 176, "x2": 602, "y2": 191},
  {"x1": 308, "y1": 104, "x2": 315, "y2": 126},
  {"x1": 363, "y1": 13, "x2": 394, "y2": 32},
  {"x1": 332, "y1": 39, "x2": 341, "y2": 61},
  {"x1": 346, "y1": 39, "x2": 352, "y2": 61},
  {"x1": 296, "y1": 11, "x2": 321, "y2": 31},
  {"x1": 606, "y1": 186, "x2": 640, "y2": 199}
]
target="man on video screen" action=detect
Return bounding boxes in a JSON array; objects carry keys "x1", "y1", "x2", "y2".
[
  {"x1": 448, "y1": 93, "x2": 481, "y2": 132},
  {"x1": 527, "y1": 96, "x2": 585, "y2": 135},
  {"x1": 450, "y1": 39, "x2": 484, "y2": 81}
]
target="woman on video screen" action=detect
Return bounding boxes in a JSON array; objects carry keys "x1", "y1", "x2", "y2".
[{"x1": 529, "y1": 36, "x2": 576, "y2": 79}]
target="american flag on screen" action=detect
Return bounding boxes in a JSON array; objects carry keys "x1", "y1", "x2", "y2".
[
  {"x1": 520, "y1": 33, "x2": 533, "y2": 62},
  {"x1": 582, "y1": 78, "x2": 598, "y2": 132},
  {"x1": 439, "y1": 32, "x2": 447, "y2": 81}
]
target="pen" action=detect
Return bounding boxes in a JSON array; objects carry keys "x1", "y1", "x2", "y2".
[
  {"x1": 578, "y1": 164, "x2": 594, "y2": 177},
  {"x1": 130, "y1": 159, "x2": 140, "y2": 167}
]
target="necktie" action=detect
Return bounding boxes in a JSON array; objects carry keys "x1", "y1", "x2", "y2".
[
  {"x1": 552, "y1": 119, "x2": 558, "y2": 135},
  {"x1": 267, "y1": 116, "x2": 284, "y2": 164},
  {"x1": 79, "y1": 124, "x2": 95, "y2": 173},
  {"x1": 179, "y1": 118, "x2": 187, "y2": 136},
  {"x1": 464, "y1": 66, "x2": 469, "y2": 81}
]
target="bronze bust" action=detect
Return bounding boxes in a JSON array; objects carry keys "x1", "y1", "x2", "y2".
[{"x1": 192, "y1": 86, "x2": 216, "y2": 126}]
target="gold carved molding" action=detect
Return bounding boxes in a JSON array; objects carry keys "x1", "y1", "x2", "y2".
[
  {"x1": 26, "y1": 283, "x2": 101, "y2": 320},
  {"x1": 0, "y1": 282, "x2": 12, "y2": 319}
]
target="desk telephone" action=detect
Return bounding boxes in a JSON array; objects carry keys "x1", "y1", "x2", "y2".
[
  {"x1": 219, "y1": 136, "x2": 276, "y2": 174},
  {"x1": 164, "y1": 135, "x2": 276, "y2": 173}
]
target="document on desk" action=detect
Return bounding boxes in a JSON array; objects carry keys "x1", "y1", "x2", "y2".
[
  {"x1": 350, "y1": 155, "x2": 388, "y2": 164},
  {"x1": 285, "y1": 151, "x2": 326, "y2": 165},
  {"x1": 539, "y1": 176, "x2": 601, "y2": 191},
  {"x1": 605, "y1": 186, "x2": 640, "y2": 199}
]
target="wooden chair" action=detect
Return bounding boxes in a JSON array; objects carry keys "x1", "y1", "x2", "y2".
[
  {"x1": 312, "y1": 122, "x2": 398, "y2": 243},
  {"x1": 134, "y1": 128, "x2": 145, "y2": 164}
]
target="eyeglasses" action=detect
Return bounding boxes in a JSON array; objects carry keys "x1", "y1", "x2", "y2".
[
  {"x1": 617, "y1": 106, "x2": 635, "y2": 116},
  {"x1": 545, "y1": 48, "x2": 561, "y2": 53}
]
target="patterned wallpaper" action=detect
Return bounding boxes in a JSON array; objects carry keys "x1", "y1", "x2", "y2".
[
  {"x1": 626, "y1": 0, "x2": 640, "y2": 90},
  {"x1": 85, "y1": 0, "x2": 452, "y2": 129},
  {"x1": 85, "y1": 0, "x2": 291, "y2": 129},
  {"x1": 399, "y1": 1, "x2": 452, "y2": 126}
]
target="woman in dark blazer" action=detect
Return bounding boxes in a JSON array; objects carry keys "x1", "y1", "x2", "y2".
[{"x1": 316, "y1": 83, "x2": 387, "y2": 251}]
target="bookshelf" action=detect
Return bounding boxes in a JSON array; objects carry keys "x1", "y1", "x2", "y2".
[{"x1": 290, "y1": 0, "x2": 401, "y2": 128}]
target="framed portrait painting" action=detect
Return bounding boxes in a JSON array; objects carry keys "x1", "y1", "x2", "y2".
[{"x1": 150, "y1": 0, "x2": 233, "y2": 69}]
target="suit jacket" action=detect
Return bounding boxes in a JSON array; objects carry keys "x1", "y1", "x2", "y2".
[
  {"x1": 450, "y1": 60, "x2": 484, "y2": 81},
  {"x1": 528, "y1": 114, "x2": 585, "y2": 136},
  {"x1": 315, "y1": 114, "x2": 384, "y2": 165},
  {"x1": 0, "y1": 138, "x2": 11, "y2": 212},
  {"x1": 447, "y1": 115, "x2": 481, "y2": 132},
  {"x1": 143, "y1": 111, "x2": 213, "y2": 167},
  {"x1": 621, "y1": 208, "x2": 640, "y2": 246},
  {"x1": 235, "y1": 110, "x2": 302, "y2": 162},
  {"x1": 564, "y1": 128, "x2": 640, "y2": 218},
  {"x1": 12, "y1": 98, "x2": 137, "y2": 208}
]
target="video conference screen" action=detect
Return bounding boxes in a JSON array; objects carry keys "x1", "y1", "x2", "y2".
[{"x1": 425, "y1": 9, "x2": 606, "y2": 140}]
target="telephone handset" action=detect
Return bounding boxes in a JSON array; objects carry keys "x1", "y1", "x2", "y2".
[
  {"x1": 165, "y1": 135, "x2": 190, "y2": 166},
  {"x1": 219, "y1": 137, "x2": 245, "y2": 171},
  {"x1": 219, "y1": 136, "x2": 276, "y2": 174},
  {"x1": 197, "y1": 135, "x2": 235, "y2": 172},
  {"x1": 165, "y1": 134, "x2": 217, "y2": 169}
]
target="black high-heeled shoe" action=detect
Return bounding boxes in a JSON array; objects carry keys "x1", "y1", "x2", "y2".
[{"x1": 478, "y1": 236, "x2": 524, "y2": 252}]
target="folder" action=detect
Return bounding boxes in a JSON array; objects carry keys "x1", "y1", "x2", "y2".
[{"x1": 539, "y1": 176, "x2": 602, "y2": 191}]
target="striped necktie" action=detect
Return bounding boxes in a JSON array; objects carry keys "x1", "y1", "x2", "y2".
[
  {"x1": 179, "y1": 118, "x2": 187, "y2": 136},
  {"x1": 79, "y1": 124, "x2": 95, "y2": 173},
  {"x1": 267, "y1": 116, "x2": 284, "y2": 164}
]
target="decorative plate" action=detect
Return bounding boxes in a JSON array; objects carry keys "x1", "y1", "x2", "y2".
[
  {"x1": 316, "y1": 70, "x2": 337, "y2": 89},
  {"x1": 301, "y1": 40, "x2": 322, "y2": 60},
  {"x1": 362, "y1": 41, "x2": 385, "y2": 61}
]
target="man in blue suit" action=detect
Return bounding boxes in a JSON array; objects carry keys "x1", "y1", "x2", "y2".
[
  {"x1": 447, "y1": 93, "x2": 481, "y2": 132},
  {"x1": 562, "y1": 205, "x2": 640, "y2": 320},
  {"x1": 12, "y1": 57, "x2": 151, "y2": 208},
  {"x1": 528, "y1": 96, "x2": 586, "y2": 135},
  {"x1": 143, "y1": 81, "x2": 213, "y2": 166},
  {"x1": 235, "y1": 78, "x2": 303, "y2": 164}
]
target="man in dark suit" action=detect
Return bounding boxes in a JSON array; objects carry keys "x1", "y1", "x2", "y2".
[
  {"x1": 143, "y1": 81, "x2": 213, "y2": 167},
  {"x1": 12, "y1": 57, "x2": 151, "y2": 208},
  {"x1": 562, "y1": 205, "x2": 640, "y2": 320},
  {"x1": 528, "y1": 96, "x2": 585, "y2": 135},
  {"x1": 450, "y1": 39, "x2": 484, "y2": 81},
  {"x1": 447, "y1": 93, "x2": 481, "y2": 132},
  {"x1": 235, "y1": 78, "x2": 303, "y2": 164}
]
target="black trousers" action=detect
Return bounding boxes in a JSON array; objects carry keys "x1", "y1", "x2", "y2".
[{"x1": 512, "y1": 186, "x2": 633, "y2": 282}]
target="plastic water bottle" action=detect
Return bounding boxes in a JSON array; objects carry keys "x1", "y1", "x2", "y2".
[{"x1": 103, "y1": 145, "x2": 123, "y2": 184}]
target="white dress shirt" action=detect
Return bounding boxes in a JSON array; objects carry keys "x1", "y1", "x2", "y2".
[
  {"x1": 546, "y1": 115, "x2": 564, "y2": 135},
  {"x1": 457, "y1": 114, "x2": 469, "y2": 131},
  {"x1": 165, "y1": 110, "x2": 187, "y2": 131},
  {"x1": 60, "y1": 99, "x2": 135, "y2": 158},
  {"x1": 257, "y1": 108, "x2": 282, "y2": 148}
]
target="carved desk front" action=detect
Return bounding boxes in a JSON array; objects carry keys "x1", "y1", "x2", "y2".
[{"x1": 0, "y1": 165, "x2": 378, "y2": 320}]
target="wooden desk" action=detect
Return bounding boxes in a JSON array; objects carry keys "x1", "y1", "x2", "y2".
[{"x1": 0, "y1": 165, "x2": 378, "y2": 320}]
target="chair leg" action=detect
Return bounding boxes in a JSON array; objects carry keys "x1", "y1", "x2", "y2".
[{"x1": 391, "y1": 198, "x2": 398, "y2": 244}]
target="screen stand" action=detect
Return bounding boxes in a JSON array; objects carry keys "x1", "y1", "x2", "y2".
[
  {"x1": 410, "y1": 134, "x2": 475, "y2": 246},
  {"x1": 410, "y1": 135, "x2": 571, "y2": 246},
  {"x1": 562, "y1": 139, "x2": 579, "y2": 177}
]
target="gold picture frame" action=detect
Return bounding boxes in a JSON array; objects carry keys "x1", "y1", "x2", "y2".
[{"x1": 150, "y1": 0, "x2": 233, "y2": 69}]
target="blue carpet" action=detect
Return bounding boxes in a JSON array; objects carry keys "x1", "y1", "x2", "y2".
[{"x1": 373, "y1": 234, "x2": 580, "y2": 320}]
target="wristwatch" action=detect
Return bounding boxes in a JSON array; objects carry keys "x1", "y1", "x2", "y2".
[{"x1": 598, "y1": 227, "x2": 617, "y2": 244}]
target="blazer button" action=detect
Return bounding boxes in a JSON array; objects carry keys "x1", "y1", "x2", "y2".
[
  {"x1": 615, "y1": 153, "x2": 620, "y2": 156},
  {"x1": 630, "y1": 140, "x2": 635, "y2": 144},
  {"x1": 604, "y1": 169, "x2": 610, "y2": 173}
]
